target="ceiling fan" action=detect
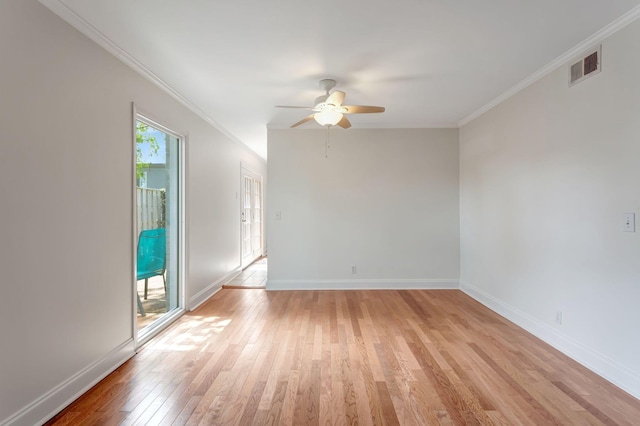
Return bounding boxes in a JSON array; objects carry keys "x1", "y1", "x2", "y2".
[{"x1": 277, "y1": 79, "x2": 385, "y2": 128}]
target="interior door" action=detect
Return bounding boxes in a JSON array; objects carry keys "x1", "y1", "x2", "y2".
[
  {"x1": 241, "y1": 168, "x2": 263, "y2": 268},
  {"x1": 251, "y1": 179, "x2": 263, "y2": 259}
]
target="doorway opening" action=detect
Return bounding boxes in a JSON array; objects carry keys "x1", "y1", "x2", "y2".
[
  {"x1": 222, "y1": 257, "x2": 267, "y2": 289},
  {"x1": 241, "y1": 166, "x2": 263, "y2": 269}
]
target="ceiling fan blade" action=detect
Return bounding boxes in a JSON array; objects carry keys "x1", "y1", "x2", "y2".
[
  {"x1": 326, "y1": 90, "x2": 345, "y2": 106},
  {"x1": 342, "y1": 105, "x2": 385, "y2": 114},
  {"x1": 291, "y1": 114, "x2": 315, "y2": 128},
  {"x1": 336, "y1": 116, "x2": 351, "y2": 129},
  {"x1": 276, "y1": 105, "x2": 313, "y2": 109}
]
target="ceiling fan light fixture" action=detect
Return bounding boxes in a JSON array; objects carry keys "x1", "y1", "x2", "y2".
[
  {"x1": 277, "y1": 79, "x2": 385, "y2": 128},
  {"x1": 314, "y1": 109, "x2": 343, "y2": 126}
]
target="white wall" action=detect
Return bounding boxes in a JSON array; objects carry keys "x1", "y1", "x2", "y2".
[
  {"x1": 460, "y1": 19, "x2": 640, "y2": 397},
  {"x1": 267, "y1": 128, "x2": 459, "y2": 289},
  {"x1": 0, "y1": 1, "x2": 265, "y2": 424}
]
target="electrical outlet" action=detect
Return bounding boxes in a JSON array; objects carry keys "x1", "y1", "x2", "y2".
[
  {"x1": 351, "y1": 265, "x2": 357, "y2": 274},
  {"x1": 623, "y1": 213, "x2": 635, "y2": 232},
  {"x1": 555, "y1": 311, "x2": 563, "y2": 325}
]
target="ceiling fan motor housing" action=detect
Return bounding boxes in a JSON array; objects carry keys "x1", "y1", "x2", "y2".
[{"x1": 319, "y1": 78, "x2": 336, "y2": 93}]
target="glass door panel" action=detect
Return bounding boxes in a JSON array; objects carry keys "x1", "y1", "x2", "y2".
[
  {"x1": 135, "y1": 119, "x2": 181, "y2": 332},
  {"x1": 242, "y1": 176, "x2": 252, "y2": 260},
  {"x1": 252, "y1": 180, "x2": 262, "y2": 258},
  {"x1": 241, "y1": 168, "x2": 263, "y2": 269}
]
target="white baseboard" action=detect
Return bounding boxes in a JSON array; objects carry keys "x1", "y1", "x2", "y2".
[
  {"x1": 267, "y1": 278, "x2": 459, "y2": 291},
  {"x1": 460, "y1": 280, "x2": 640, "y2": 400},
  {"x1": 188, "y1": 266, "x2": 242, "y2": 310},
  {"x1": 1, "y1": 339, "x2": 135, "y2": 426}
]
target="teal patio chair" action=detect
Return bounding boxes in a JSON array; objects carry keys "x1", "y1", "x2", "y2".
[{"x1": 136, "y1": 228, "x2": 167, "y2": 316}]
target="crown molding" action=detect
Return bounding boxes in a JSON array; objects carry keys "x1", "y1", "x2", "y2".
[
  {"x1": 39, "y1": 0, "x2": 640, "y2": 136},
  {"x1": 38, "y1": 0, "x2": 252, "y2": 153},
  {"x1": 458, "y1": 4, "x2": 640, "y2": 127},
  {"x1": 266, "y1": 122, "x2": 459, "y2": 130}
]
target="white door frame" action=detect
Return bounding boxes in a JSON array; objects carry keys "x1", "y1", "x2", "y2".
[
  {"x1": 240, "y1": 164, "x2": 263, "y2": 269},
  {"x1": 132, "y1": 104, "x2": 186, "y2": 349}
]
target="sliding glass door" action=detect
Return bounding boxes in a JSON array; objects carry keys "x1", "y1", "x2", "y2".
[{"x1": 135, "y1": 115, "x2": 183, "y2": 339}]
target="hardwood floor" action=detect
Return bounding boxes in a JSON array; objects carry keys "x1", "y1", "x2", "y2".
[{"x1": 46, "y1": 290, "x2": 640, "y2": 425}]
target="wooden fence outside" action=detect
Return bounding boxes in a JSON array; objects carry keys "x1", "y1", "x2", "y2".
[{"x1": 137, "y1": 187, "x2": 165, "y2": 231}]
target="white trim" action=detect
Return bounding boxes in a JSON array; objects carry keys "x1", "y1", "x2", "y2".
[
  {"x1": 136, "y1": 308, "x2": 185, "y2": 347},
  {"x1": 38, "y1": 0, "x2": 251, "y2": 154},
  {"x1": 135, "y1": 110, "x2": 187, "y2": 141},
  {"x1": 188, "y1": 266, "x2": 242, "y2": 311},
  {"x1": 133, "y1": 109, "x2": 187, "y2": 350},
  {"x1": 38, "y1": 0, "x2": 640, "y2": 135},
  {"x1": 1, "y1": 339, "x2": 135, "y2": 426},
  {"x1": 458, "y1": 4, "x2": 640, "y2": 127},
  {"x1": 460, "y1": 280, "x2": 640, "y2": 400},
  {"x1": 266, "y1": 122, "x2": 459, "y2": 130},
  {"x1": 240, "y1": 164, "x2": 264, "y2": 269},
  {"x1": 266, "y1": 279, "x2": 459, "y2": 291},
  {"x1": 183, "y1": 131, "x2": 191, "y2": 313},
  {"x1": 131, "y1": 103, "x2": 139, "y2": 344}
]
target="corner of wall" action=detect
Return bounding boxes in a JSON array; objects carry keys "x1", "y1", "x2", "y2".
[
  {"x1": 188, "y1": 266, "x2": 241, "y2": 311},
  {"x1": 460, "y1": 280, "x2": 640, "y2": 399}
]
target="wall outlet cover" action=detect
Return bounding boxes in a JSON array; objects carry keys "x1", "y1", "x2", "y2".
[{"x1": 623, "y1": 212, "x2": 635, "y2": 232}]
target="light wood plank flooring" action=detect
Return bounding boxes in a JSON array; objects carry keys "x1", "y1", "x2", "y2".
[{"x1": 46, "y1": 290, "x2": 640, "y2": 425}]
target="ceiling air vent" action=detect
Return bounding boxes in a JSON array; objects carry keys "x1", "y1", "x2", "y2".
[{"x1": 569, "y1": 45, "x2": 601, "y2": 87}]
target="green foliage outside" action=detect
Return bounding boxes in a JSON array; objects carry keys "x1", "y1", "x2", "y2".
[{"x1": 136, "y1": 121, "x2": 160, "y2": 180}]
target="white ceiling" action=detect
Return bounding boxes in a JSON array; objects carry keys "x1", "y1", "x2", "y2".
[{"x1": 44, "y1": 0, "x2": 640, "y2": 159}]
